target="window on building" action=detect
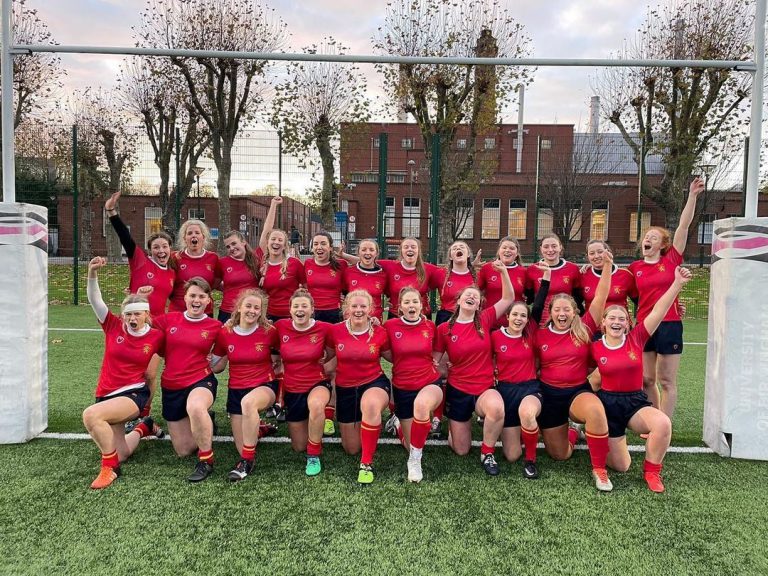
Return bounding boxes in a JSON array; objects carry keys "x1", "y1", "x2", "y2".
[
  {"x1": 590, "y1": 201, "x2": 609, "y2": 241},
  {"x1": 372, "y1": 137, "x2": 380, "y2": 148},
  {"x1": 385, "y1": 197, "x2": 395, "y2": 238},
  {"x1": 401, "y1": 138, "x2": 413, "y2": 150},
  {"x1": 188, "y1": 208, "x2": 205, "y2": 220},
  {"x1": 484, "y1": 138, "x2": 496, "y2": 150},
  {"x1": 698, "y1": 214, "x2": 715, "y2": 244},
  {"x1": 456, "y1": 138, "x2": 467, "y2": 150},
  {"x1": 456, "y1": 198, "x2": 474, "y2": 239},
  {"x1": 508, "y1": 199, "x2": 527, "y2": 239},
  {"x1": 628, "y1": 211, "x2": 651, "y2": 242},
  {"x1": 144, "y1": 207, "x2": 163, "y2": 245},
  {"x1": 537, "y1": 208, "x2": 553, "y2": 239},
  {"x1": 541, "y1": 139, "x2": 552, "y2": 149},
  {"x1": 481, "y1": 198, "x2": 500, "y2": 240},
  {"x1": 388, "y1": 172, "x2": 406, "y2": 184},
  {"x1": 403, "y1": 197, "x2": 421, "y2": 237}
]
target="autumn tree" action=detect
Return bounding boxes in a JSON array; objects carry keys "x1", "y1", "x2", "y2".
[
  {"x1": 374, "y1": 0, "x2": 532, "y2": 258},
  {"x1": 271, "y1": 39, "x2": 369, "y2": 229},
  {"x1": 138, "y1": 0, "x2": 287, "y2": 243},
  {"x1": 593, "y1": 0, "x2": 753, "y2": 229}
]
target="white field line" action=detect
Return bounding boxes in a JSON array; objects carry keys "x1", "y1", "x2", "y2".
[{"x1": 37, "y1": 432, "x2": 715, "y2": 454}]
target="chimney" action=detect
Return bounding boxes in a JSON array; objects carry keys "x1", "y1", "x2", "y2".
[{"x1": 589, "y1": 96, "x2": 600, "y2": 135}]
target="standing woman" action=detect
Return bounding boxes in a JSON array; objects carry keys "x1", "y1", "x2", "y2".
[
  {"x1": 169, "y1": 220, "x2": 220, "y2": 317},
  {"x1": 380, "y1": 238, "x2": 441, "y2": 319},
  {"x1": 433, "y1": 261, "x2": 515, "y2": 476},
  {"x1": 592, "y1": 266, "x2": 691, "y2": 493},
  {"x1": 211, "y1": 289, "x2": 279, "y2": 482},
  {"x1": 259, "y1": 227, "x2": 306, "y2": 321},
  {"x1": 432, "y1": 241, "x2": 477, "y2": 326},
  {"x1": 629, "y1": 177, "x2": 704, "y2": 418},
  {"x1": 343, "y1": 239, "x2": 388, "y2": 322},
  {"x1": 478, "y1": 236, "x2": 528, "y2": 327},
  {"x1": 304, "y1": 231, "x2": 348, "y2": 324},
  {"x1": 526, "y1": 233, "x2": 582, "y2": 326},
  {"x1": 384, "y1": 287, "x2": 443, "y2": 483},
  {"x1": 216, "y1": 231, "x2": 261, "y2": 323},
  {"x1": 83, "y1": 257, "x2": 165, "y2": 489},
  {"x1": 275, "y1": 289, "x2": 334, "y2": 476},
  {"x1": 580, "y1": 240, "x2": 637, "y2": 311},
  {"x1": 325, "y1": 290, "x2": 391, "y2": 484},
  {"x1": 535, "y1": 252, "x2": 613, "y2": 491},
  {"x1": 153, "y1": 278, "x2": 222, "y2": 482}
]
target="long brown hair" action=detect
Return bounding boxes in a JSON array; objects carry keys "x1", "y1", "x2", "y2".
[
  {"x1": 399, "y1": 237, "x2": 426, "y2": 285},
  {"x1": 447, "y1": 286, "x2": 485, "y2": 339},
  {"x1": 313, "y1": 231, "x2": 341, "y2": 271},
  {"x1": 227, "y1": 289, "x2": 272, "y2": 331},
  {"x1": 442, "y1": 241, "x2": 476, "y2": 295},
  {"x1": 224, "y1": 230, "x2": 260, "y2": 278},
  {"x1": 146, "y1": 231, "x2": 177, "y2": 270},
  {"x1": 259, "y1": 229, "x2": 290, "y2": 285},
  {"x1": 496, "y1": 236, "x2": 523, "y2": 265}
]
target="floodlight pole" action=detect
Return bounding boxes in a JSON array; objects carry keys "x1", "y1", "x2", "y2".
[
  {"x1": 1, "y1": 0, "x2": 15, "y2": 203},
  {"x1": 744, "y1": 0, "x2": 766, "y2": 217}
]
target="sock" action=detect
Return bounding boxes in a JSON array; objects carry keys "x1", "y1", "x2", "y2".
[
  {"x1": 241, "y1": 444, "x2": 256, "y2": 462},
  {"x1": 132, "y1": 420, "x2": 150, "y2": 438},
  {"x1": 276, "y1": 374, "x2": 285, "y2": 407},
  {"x1": 643, "y1": 459, "x2": 663, "y2": 475},
  {"x1": 410, "y1": 417, "x2": 431, "y2": 450},
  {"x1": 481, "y1": 442, "x2": 495, "y2": 456},
  {"x1": 198, "y1": 449, "x2": 214, "y2": 464},
  {"x1": 585, "y1": 431, "x2": 609, "y2": 470},
  {"x1": 396, "y1": 422, "x2": 406, "y2": 448},
  {"x1": 101, "y1": 450, "x2": 119, "y2": 469},
  {"x1": 388, "y1": 401, "x2": 396, "y2": 414},
  {"x1": 307, "y1": 439, "x2": 322, "y2": 457},
  {"x1": 567, "y1": 427, "x2": 579, "y2": 448},
  {"x1": 139, "y1": 403, "x2": 151, "y2": 418},
  {"x1": 433, "y1": 389, "x2": 446, "y2": 420},
  {"x1": 360, "y1": 421, "x2": 382, "y2": 465},
  {"x1": 521, "y1": 426, "x2": 539, "y2": 462},
  {"x1": 324, "y1": 406, "x2": 336, "y2": 421}
]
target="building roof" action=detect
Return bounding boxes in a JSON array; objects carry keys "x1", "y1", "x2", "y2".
[{"x1": 574, "y1": 133, "x2": 665, "y2": 175}]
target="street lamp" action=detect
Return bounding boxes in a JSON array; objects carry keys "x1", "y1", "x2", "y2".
[
  {"x1": 408, "y1": 159, "x2": 416, "y2": 237},
  {"x1": 192, "y1": 166, "x2": 206, "y2": 217}
]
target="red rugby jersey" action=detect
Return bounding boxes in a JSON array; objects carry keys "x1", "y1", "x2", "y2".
[
  {"x1": 217, "y1": 256, "x2": 259, "y2": 314},
  {"x1": 580, "y1": 265, "x2": 637, "y2": 312},
  {"x1": 304, "y1": 259, "x2": 348, "y2": 311},
  {"x1": 327, "y1": 322, "x2": 389, "y2": 388},
  {"x1": 535, "y1": 313, "x2": 597, "y2": 389},
  {"x1": 275, "y1": 319, "x2": 332, "y2": 393},
  {"x1": 590, "y1": 323, "x2": 650, "y2": 393},
  {"x1": 478, "y1": 261, "x2": 527, "y2": 308},
  {"x1": 128, "y1": 250, "x2": 175, "y2": 316},
  {"x1": 492, "y1": 326, "x2": 537, "y2": 384},
  {"x1": 213, "y1": 324, "x2": 277, "y2": 389},
  {"x1": 343, "y1": 264, "x2": 387, "y2": 321},
  {"x1": 434, "y1": 307, "x2": 497, "y2": 395},
  {"x1": 526, "y1": 259, "x2": 581, "y2": 326},
  {"x1": 380, "y1": 260, "x2": 441, "y2": 316},
  {"x1": 260, "y1": 257, "x2": 306, "y2": 318},
  {"x1": 153, "y1": 312, "x2": 221, "y2": 390},
  {"x1": 384, "y1": 316, "x2": 440, "y2": 391},
  {"x1": 96, "y1": 312, "x2": 164, "y2": 398},
  {"x1": 169, "y1": 250, "x2": 219, "y2": 315},
  {"x1": 628, "y1": 247, "x2": 683, "y2": 323},
  {"x1": 432, "y1": 268, "x2": 476, "y2": 313}
]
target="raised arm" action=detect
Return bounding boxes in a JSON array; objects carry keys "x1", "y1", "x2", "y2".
[
  {"x1": 587, "y1": 250, "x2": 614, "y2": 326},
  {"x1": 259, "y1": 196, "x2": 283, "y2": 253},
  {"x1": 491, "y1": 259, "x2": 515, "y2": 319},
  {"x1": 530, "y1": 262, "x2": 551, "y2": 325},
  {"x1": 643, "y1": 267, "x2": 692, "y2": 335},
  {"x1": 673, "y1": 177, "x2": 705, "y2": 254},
  {"x1": 105, "y1": 191, "x2": 136, "y2": 259},
  {"x1": 87, "y1": 257, "x2": 109, "y2": 323}
]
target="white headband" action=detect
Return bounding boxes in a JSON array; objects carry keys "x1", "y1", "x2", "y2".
[{"x1": 123, "y1": 302, "x2": 150, "y2": 313}]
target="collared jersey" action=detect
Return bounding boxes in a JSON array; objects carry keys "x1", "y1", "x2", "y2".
[
  {"x1": 535, "y1": 313, "x2": 597, "y2": 389},
  {"x1": 526, "y1": 259, "x2": 581, "y2": 327},
  {"x1": 384, "y1": 316, "x2": 440, "y2": 391},
  {"x1": 380, "y1": 260, "x2": 441, "y2": 316},
  {"x1": 628, "y1": 247, "x2": 683, "y2": 323},
  {"x1": 275, "y1": 319, "x2": 332, "y2": 393},
  {"x1": 478, "y1": 261, "x2": 527, "y2": 308},
  {"x1": 580, "y1": 265, "x2": 637, "y2": 312},
  {"x1": 217, "y1": 255, "x2": 260, "y2": 314},
  {"x1": 260, "y1": 257, "x2": 306, "y2": 318},
  {"x1": 128, "y1": 250, "x2": 175, "y2": 316},
  {"x1": 169, "y1": 250, "x2": 219, "y2": 315},
  {"x1": 343, "y1": 263, "x2": 387, "y2": 321},
  {"x1": 492, "y1": 325, "x2": 537, "y2": 384},
  {"x1": 433, "y1": 268, "x2": 476, "y2": 313},
  {"x1": 153, "y1": 312, "x2": 221, "y2": 390},
  {"x1": 590, "y1": 323, "x2": 650, "y2": 393},
  {"x1": 327, "y1": 322, "x2": 389, "y2": 388},
  {"x1": 213, "y1": 324, "x2": 277, "y2": 389},
  {"x1": 304, "y1": 259, "x2": 348, "y2": 311}
]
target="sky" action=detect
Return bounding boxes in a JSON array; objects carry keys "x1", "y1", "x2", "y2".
[{"x1": 25, "y1": 0, "x2": 657, "y2": 128}]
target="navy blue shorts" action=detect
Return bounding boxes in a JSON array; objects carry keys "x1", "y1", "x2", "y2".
[
  {"x1": 497, "y1": 379, "x2": 542, "y2": 428},
  {"x1": 538, "y1": 382, "x2": 593, "y2": 430},
  {"x1": 226, "y1": 380, "x2": 278, "y2": 415},
  {"x1": 161, "y1": 374, "x2": 218, "y2": 422},
  {"x1": 434, "y1": 309, "x2": 453, "y2": 326},
  {"x1": 217, "y1": 310, "x2": 232, "y2": 324},
  {"x1": 96, "y1": 385, "x2": 150, "y2": 414},
  {"x1": 283, "y1": 380, "x2": 332, "y2": 422},
  {"x1": 598, "y1": 390, "x2": 653, "y2": 437},
  {"x1": 393, "y1": 379, "x2": 442, "y2": 420},
  {"x1": 643, "y1": 320, "x2": 683, "y2": 355},
  {"x1": 445, "y1": 383, "x2": 488, "y2": 423},
  {"x1": 335, "y1": 374, "x2": 391, "y2": 424},
  {"x1": 314, "y1": 309, "x2": 342, "y2": 324}
]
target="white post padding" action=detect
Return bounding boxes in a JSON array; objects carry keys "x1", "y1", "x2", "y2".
[
  {"x1": 704, "y1": 217, "x2": 768, "y2": 460},
  {"x1": 0, "y1": 203, "x2": 48, "y2": 443}
]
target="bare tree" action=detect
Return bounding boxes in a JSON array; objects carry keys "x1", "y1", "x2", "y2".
[
  {"x1": 593, "y1": 0, "x2": 753, "y2": 229},
  {"x1": 374, "y1": 0, "x2": 532, "y2": 258},
  {"x1": 138, "y1": 0, "x2": 287, "y2": 244},
  {"x1": 271, "y1": 38, "x2": 370, "y2": 229}
]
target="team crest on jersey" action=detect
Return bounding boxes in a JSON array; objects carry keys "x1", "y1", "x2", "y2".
[
  {"x1": 563, "y1": 276, "x2": 571, "y2": 284},
  {"x1": 206, "y1": 265, "x2": 212, "y2": 271},
  {"x1": 375, "y1": 282, "x2": 381, "y2": 289},
  {"x1": 308, "y1": 334, "x2": 318, "y2": 344},
  {"x1": 657, "y1": 264, "x2": 665, "y2": 272},
  {"x1": 307, "y1": 269, "x2": 313, "y2": 276},
  {"x1": 143, "y1": 344, "x2": 152, "y2": 355},
  {"x1": 614, "y1": 287, "x2": 623, "y2": 294},
  {"x1": 636, "y1": 271, "x2": 643, "y2": 277},
  {"x1": 394, "y1": 274, "x2": 401, "y2": 281},
  {"x1": 227, "y1": 267, "x2": 233, "y2": 273},
  {"x1": 227, "y1": 345, "x2": 235, "y2": 353},
  {"x1": 337, "y1": 343, "x2": 344, "y2": 351},
  {"x1": 330, "y1": 270, "x2": 337, "y2": 277},
  {"x1": 147, "y1": 272, "x2": 155, "y2": 280},
  {"x1": 500, "y1": 345, "x2": 507, "y2": 353},
  {"x1": 628, "y1": 351, "x2": 638, "y2": 361},
  {"x1": 255, "y1": 344, "x2": 264, "y2": 352},
  {"x1": 491, "y1": 275, "x2": 497, "y2": 282},
  {"x1": 170, "y1": 327, "x2": 178, "y2": 334},
  {"x1": 422, "y1": 330, "x2": 430, "y2": 339},
  {"x1": 282, "y1": 335, "x2": 289, "y2": 343},
  {"x1": 395, "y1": 331, "x2": 403, "y2": 339},
  {"x1": 180, "y1": 264, "x2": 187, "y2": 270},
  {"x1": 451, "y1": 335, "x2": 458, "y2": 343},
  {"x1": 351, "y1": 280, "x2": 358, "y2": 286},
  {"x1": 523, "y1": 341, "x2": 530, "y2": 349},
  {"x1": 447, "y1": 281, "x2": 453, "y2": 287},
  {"x1": 542, "y1": 344, "x2": 549, "y2": 351},
  {"x1": 200, "y1": 331, "x2": 210, "y2": 340},
  {"x1": 584, "y1": 286, "x2": 591, "y2": 293},
  {"x1": 116, "y1": 336, "x2": 125, "y2": 344},
  {"x1": 368, "y1": 344, "x2": 377, "y2": 355},
  {"x1": 600, "y1": 357, "x2": 607, "y2": 365}
]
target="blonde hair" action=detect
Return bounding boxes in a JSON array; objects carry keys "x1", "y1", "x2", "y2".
[
  {"x1": 120, "y1": 294, "x2": 152, "y2": 321},
  {"x1": 259, "y1": 229, "x2": 290, "y2": 285},
  {"x1": 399, "y1": 237, "x2": 427, "y2": 286},
  {"x1": 547, "y1": 293, "x2": 591, "y2": 345},
  {"x1": 343, "y1": 289, "x2": 375, "y2": 341},
  {"x1": 177, "y1": 219, "x2": 212, "y2": 251},
  {"x1": 227, "y1": 289, "x2": 272, "y2": 331},
  {"x1": 602, "y1": 304, "x2": 633, "y2": 334}
]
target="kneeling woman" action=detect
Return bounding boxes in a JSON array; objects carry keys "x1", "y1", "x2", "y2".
[
  {"x1": 83, "y1": 257, "x2": 165, "y2": 489},
  {"x1": 153, "y1": 278, "x2": 222, "y2": 482},
  {"x1": 384, "y1": 287, "x2": 443, "y2": 483},
  {"x1": 212, "y1": 289, "x2": 279, "y2": 482},
  {"x1": 535, "y1": 252, "x2": 613, "y2": 491},
  {"x1": 592, "y1": 266, "x2": 691, "y2": 492},
  {"x1": 325, "y1": 290, "x2": 391, "y2": 484},
  {"x1": 433, "y1": 261, "x2": 515, "y2": 476},
  {"x1": 275, "y1": 289, "x2": 334, "y2": 476}
]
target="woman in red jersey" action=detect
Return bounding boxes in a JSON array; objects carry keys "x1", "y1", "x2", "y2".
[
  {"x1": 211, "y1": 289, "x2": 279, "y2": 482},
  {"x1": 433, "y1": 261, "x2": 515, "y2": 476},
  {"x1": 580, "y1": 239, "x2": 637, "y2": 311},
  {"x1": 305, "y1": 231, "x2": 348, "y2": 324},
  {"x1": 478, "y1": 236, "x2": 528, "y2": 326},
  {"x1": 275, "y1": 289, "x2": 334, "y2": 476},
  {"x1": 169, "y1": 220, "x2": 220, "y2": 316},
  {"x1": 153, "y1": 277, "x2": 222, "y2": 482},
  {"x1": 380, "y1": 237, "x2": 441, "y2": 319},
  {"x1": 526, "y1": 233, "x2": 582, "y2": 326},
  {"x1": 259, "y1": 227, "x2": 306, "y2": 322},
  {"x1": 325, "y1": 289, "x2": 391, "y2": 484},
  {"x1": 216, "y1": 231, "x2": 261, "y2": 323},
  {"x1": 493, "y1": 263, "x2": 550, "y2": 480},
  {"x1": 592, "y1": 266, "x2": 691, "y2": 493},
  {"x1": 384, "y1": 287, "x2": 443, "y2": 483},
  {"x1": 535, "y1": 251, "x2": 614, "y2": 491},
  {"x1": 629, "y1": 177, "x2": 704, "y2": 418},
  {"x1": 83, "y1": 257, "x2": 165, "y2": 489},
  {"x1": 432, "y1": 241, "x2": 478, "y2": 326},
  {"x1": 343, "y1": 239, "x2": 388, "y2": 322}
]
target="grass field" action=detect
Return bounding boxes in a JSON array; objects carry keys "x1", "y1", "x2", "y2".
[{"x1": 3, "y1": 307, "x2": 766, "y2": 575}]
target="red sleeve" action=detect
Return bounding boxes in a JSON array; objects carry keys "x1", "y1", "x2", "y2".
[
  {"x1": 213, "y1": 330, "x2": 228, "y2": 357},
  {"x1": 481, "y1": 306, "x2": 498, "y2": 326},
  {"x1": 477, "y1": 264, "x2": 488, "y2": 291},
  {"x1": 668, "y1": 246, "x2": 683, "y2": 266},
  {"x1": 268, "y1": 325, "x2": 279, "y2": 350},
  {"x1": 152, "y1": 313, "x2": 168, "y2": 331},
  {"x1": 430, "y1": 266, "x2": 447, "y2": 290},
  {"x1": 100, "y1": 311, "x2": 121, "y2": 334},
  {"x1": 293, "y1": 258, "x2": 307, "y2": 286},
  {"x1": 631, "y1": 321, "x2": 651, "y2": 348},
  {"x1": 434, "y1": 325, "x2": 447, "y2": 353},
  {"x1": 582, "y1": 311, "x2": 597, "y2": 334}
]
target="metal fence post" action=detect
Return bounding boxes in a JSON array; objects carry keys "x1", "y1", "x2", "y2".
[
  {"x1": 175, "y1": 126, "x2": 181, "y2": 231},
  {"x1": 72, "y1": 124, "x2": 79, "y2": 306},
  {"x1": 376, "y1": 133, "x2": 388, "y2": 250},
  {"x1": 278, "y1": 130, "x2": 283, "y2": 229},
  {"x1": 428, "y1": 134, "x2": 440, "y2": 265}
]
